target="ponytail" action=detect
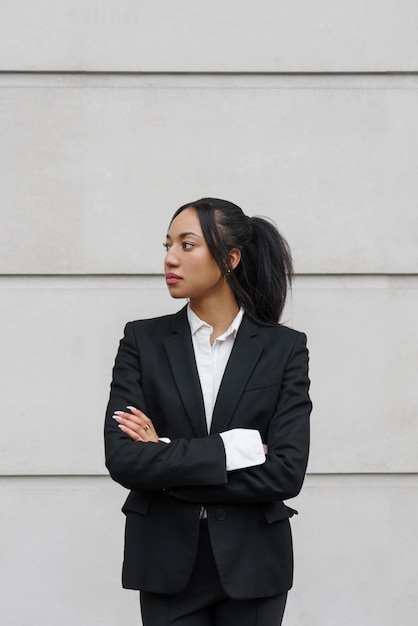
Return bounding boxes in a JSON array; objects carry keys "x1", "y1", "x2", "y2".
[
  {"x1": 171, "y1": 198, "x2": 293, "y2": 324},
  {"x1": 235, "y1": 215, "x2": 293, "y2": 323}
]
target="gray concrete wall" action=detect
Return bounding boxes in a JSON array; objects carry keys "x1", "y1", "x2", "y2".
[{"x1": 1, "y1": 2, "x2": 417, "y2": 625}]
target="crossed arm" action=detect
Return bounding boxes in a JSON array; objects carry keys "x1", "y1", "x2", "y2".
[
  {"x1": 105, "y1": 326, "x2": 311, "y2": 502},
  {"x1": 113, "y1": 406, "x2": 268, "y2": 457}
]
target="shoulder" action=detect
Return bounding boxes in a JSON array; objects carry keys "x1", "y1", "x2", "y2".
[
  {"x1": 245, "y1": 314, "x2": 307, "y2": 345},
  {"x1": 124, "y1": 306, "x2": 187, "y2": 335},
  {"x1": 261, "y1": 323, "x2": 307, "y2": 353},
  {"x1": 277, "y1": 323, "x2": 307, "y2": 343},
  {"x1": 128, "y1": 313, "x2": 175, "y2": 330}
]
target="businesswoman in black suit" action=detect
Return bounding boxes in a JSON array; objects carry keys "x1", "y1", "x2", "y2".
[{"x1": 105, "y1": 198, "x2": 311, "y2": 626}]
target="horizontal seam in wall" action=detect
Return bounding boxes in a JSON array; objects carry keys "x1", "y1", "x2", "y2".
[
  {"x1": 1, "y1": 273, "x2": 417, "y2": 278},
  {"x1": 1, "y1": 473, "x2": 417, "y2": 478},
  {"x1": 1, "y1": 71, "x2": 418, "y2": 77}
]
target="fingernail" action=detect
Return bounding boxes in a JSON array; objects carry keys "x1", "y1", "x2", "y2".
[
  {"x1": 112, "y1": 415, "x2": 122, "y2": 421},
  {"x1": 126, "y1": 405, "x2": 136, "y2": 410},
  {"x1": 118, "y1": 424, "x2": 126, "y2": 430}
]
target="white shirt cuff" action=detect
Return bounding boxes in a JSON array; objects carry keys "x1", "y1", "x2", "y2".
[{"x1": 219, "y1": 428, "x2": 266, "y2": 471}]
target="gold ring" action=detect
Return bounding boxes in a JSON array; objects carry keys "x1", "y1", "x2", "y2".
[{"x1": 143, "y1": 424, "x2": 150, "y2": 432}]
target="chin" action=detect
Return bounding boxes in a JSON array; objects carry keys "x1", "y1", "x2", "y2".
[{"x1": 166, "y1": 288, "x2": 187, "y2": 299}]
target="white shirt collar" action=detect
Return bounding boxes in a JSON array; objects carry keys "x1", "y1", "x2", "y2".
[{"x1": 187, "y1": 304, "x2": 244, "y2": 342}]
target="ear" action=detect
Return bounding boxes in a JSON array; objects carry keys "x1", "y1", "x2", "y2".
[{"x1": 228, "y1": 248, "x2": 241, "y2": 271}]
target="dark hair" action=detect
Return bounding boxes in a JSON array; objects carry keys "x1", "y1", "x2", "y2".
[{"x1": 171, "y1": 197, "x2": 293, "y2": 324}]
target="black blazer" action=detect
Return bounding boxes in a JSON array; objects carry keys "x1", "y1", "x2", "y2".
[{"x1": 105, "y1": 305, "x2": 311, "y2": 599}]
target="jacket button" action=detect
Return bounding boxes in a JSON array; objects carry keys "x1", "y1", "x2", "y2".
[{"x1": 215, "y1": 508, "x2": 227, "y2": 521}]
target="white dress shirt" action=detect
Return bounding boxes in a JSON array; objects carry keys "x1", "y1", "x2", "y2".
[{"x1": 187, "y1": 305, "x2": 265, "y2": 471}]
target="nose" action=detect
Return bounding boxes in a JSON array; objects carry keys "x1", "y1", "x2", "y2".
[{"x1": 164, "y1": 245, "x2": 180, "y2": 268}]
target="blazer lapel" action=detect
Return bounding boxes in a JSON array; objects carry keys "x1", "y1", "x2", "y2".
[
  {"x1": 164, "y1": 306, "x2": 208, "y2": 438},
  {"x1": 210, "y1": 315, "x2": 262, "y2": 434}
]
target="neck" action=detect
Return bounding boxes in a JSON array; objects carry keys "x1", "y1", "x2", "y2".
[{"x1": 189, "y1": 292, "x2": 240, "y2": 336}]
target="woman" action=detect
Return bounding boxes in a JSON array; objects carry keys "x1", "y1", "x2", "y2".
[{"x1": 105, "y1": 198, "x2": 311, "y2": 626}]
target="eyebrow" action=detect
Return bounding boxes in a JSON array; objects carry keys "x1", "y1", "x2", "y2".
[{"x1": 165, "y1": 231, "x2": 202, "y2": 240}]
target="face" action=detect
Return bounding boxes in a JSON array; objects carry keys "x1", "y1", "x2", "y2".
[{"x1": 164, "y1": 207, "x2": 226, "y2": 302}]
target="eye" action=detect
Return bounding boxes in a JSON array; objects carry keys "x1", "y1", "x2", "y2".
[{"x1": 163, "y1": 241, "x2": 195, "y2": 252}]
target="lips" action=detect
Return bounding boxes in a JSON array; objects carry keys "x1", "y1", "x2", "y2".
[{"x1": 165, "y1": 273, "x2": 182, "y2": 284}]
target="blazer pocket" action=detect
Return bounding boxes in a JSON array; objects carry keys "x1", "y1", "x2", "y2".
[
  {"x1": 122, "y1": 490, "x2": 153, "y2": 516},
  {"x1": 261, "y1": 501, "x2": 298, "y2": 524},
  {"x1": 245, "y1": 373, "x2": 278, "y2": 392}
]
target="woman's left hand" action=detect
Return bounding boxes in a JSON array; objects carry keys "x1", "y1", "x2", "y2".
[{"x1": 112, "y1": 406, "x2": 160, "y2": 442}]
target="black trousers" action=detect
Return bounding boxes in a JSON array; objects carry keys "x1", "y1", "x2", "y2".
[{"x1": 140, "y1": 521, "x2": 287, "y2": 626}]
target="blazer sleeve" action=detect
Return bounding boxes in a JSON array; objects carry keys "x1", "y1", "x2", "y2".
[
  {"x1": 104, "y1": 322, "x2": 228, "y2": 491},
  {"x1": 169, "y1": 332, "x2": 312, "y2": 504}
]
